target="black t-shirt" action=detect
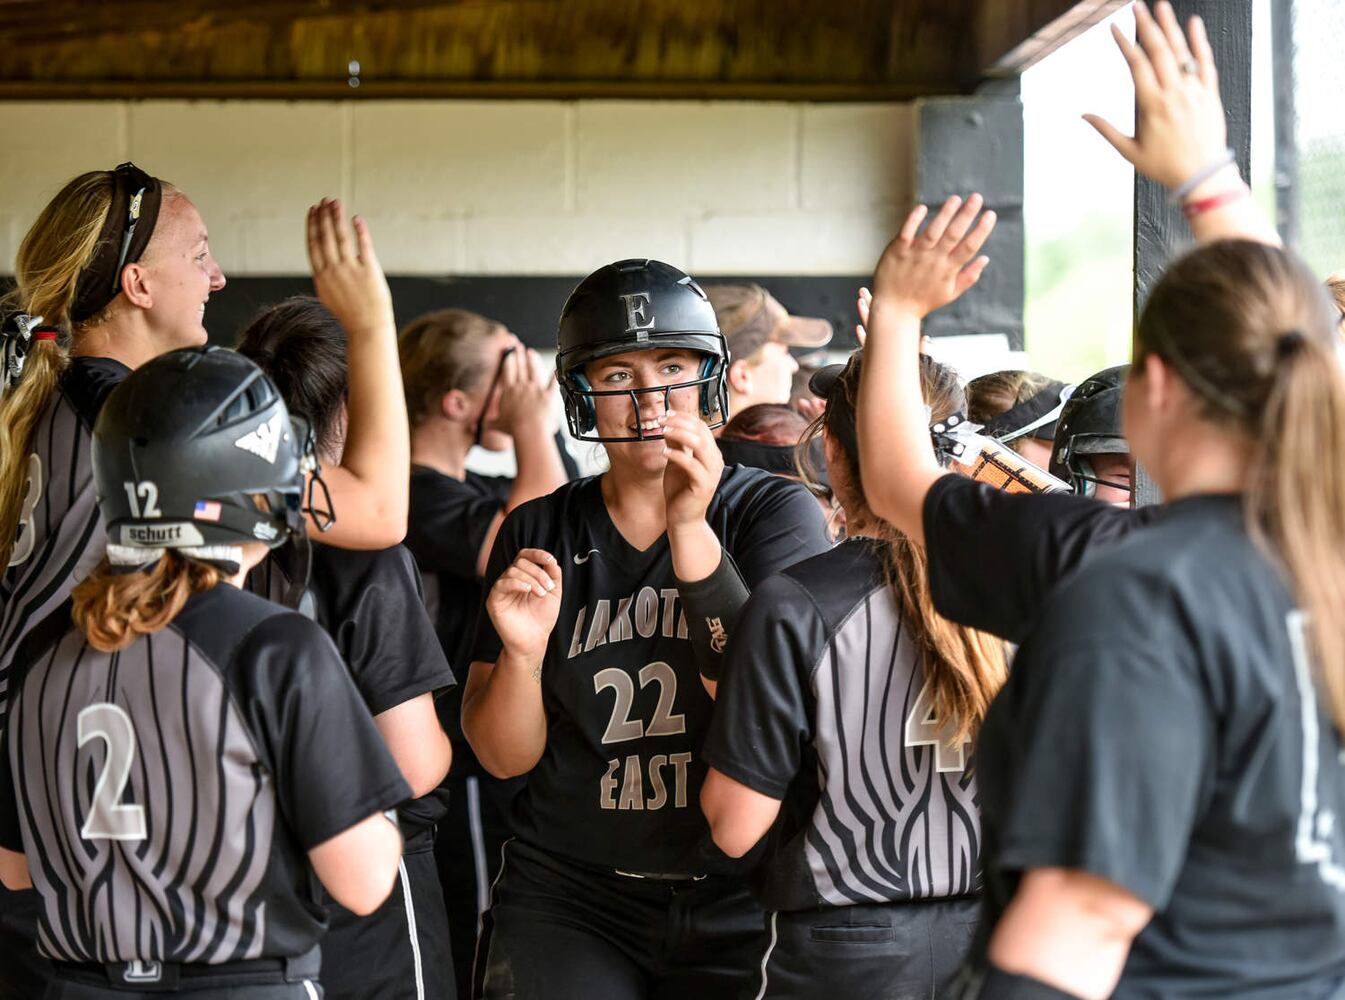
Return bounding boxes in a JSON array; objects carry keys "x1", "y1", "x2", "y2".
[
  {"x1": 923, "y1": 473, "x2": 1158, "y2": 643},
  {"x1": 249, "y1": 542, "x2": 455, "y2": 834},
  {"x1": 0, "y1": 585, "x2": 410, "y2": 966},
  {"x1": 405, "y1": 464, "x2": 513, "y2": 781},
  {"x1": 0, "y1": 357, "x2": 129, "y2": 719},
  {"x1": 470, "y1": 466, "x2": 832, "y2": 875},
  {"x1": 703, "y1": 538, "x2": 982, "y2": 912},
  {"x1": 977, "y1": 495, "x2": 1345, "y2": 998}
]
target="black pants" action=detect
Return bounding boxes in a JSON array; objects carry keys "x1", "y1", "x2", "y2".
[
  {"x1": 753, "y1": 897, "x2": 980, "y2": 1000},
  {"x1": 322, "y1": 834, "x2": 455, "y2": 1000},
  {"x1": 0, "y1": 885, "x2": 54, "y2": 999},
  {"x1": 474, "y1": 840, "x2": 766, "y2": 1000},
  {"x1": 436, "y1": 773, "x2": 520, "y2": 1000}
]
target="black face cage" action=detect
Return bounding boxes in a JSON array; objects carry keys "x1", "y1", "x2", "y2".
[{"x1": 560, "y1": 359, "x2": 729, "y2": 443}]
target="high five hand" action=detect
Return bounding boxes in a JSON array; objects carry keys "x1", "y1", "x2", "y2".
[
  {"x1": 306, "y1": 198, "x2": 395, "y2": 337},
  {"x1": 872, "y1": 194, "x2": 997, "y2": 320}
]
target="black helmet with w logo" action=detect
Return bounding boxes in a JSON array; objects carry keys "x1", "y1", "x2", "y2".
[{"x1": 93, "y1": 346, "x2": 318, "y2": 557}]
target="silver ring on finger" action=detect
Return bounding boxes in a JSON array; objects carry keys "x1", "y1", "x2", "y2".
[{"x1": 1180, "y1": 58, "x2": 1198, "y2": 76}]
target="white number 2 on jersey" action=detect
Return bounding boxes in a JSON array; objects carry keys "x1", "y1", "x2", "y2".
[
  {"x1": 77, "y1": 704, "x2": 148, "y2": 842},
  {"x1": 904, "y1": 680, "x2": 969, "y2": 773},
  {"x1": 8, "y1": 453, "x2": 43, "y2": 567},
  {"x1": 593, "y1": 662, "x2": 688, "y2": 745}
]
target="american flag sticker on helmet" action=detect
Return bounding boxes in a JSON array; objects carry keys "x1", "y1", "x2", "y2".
[{"x1": 193, "y1": 500, "x2": 222, "y2": 521}]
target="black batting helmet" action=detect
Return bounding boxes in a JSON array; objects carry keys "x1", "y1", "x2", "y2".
[
  {"x1": 1049, "y1": 364, "x2": 1131, "y2": 496},
  {"x1": 555, "y1": 259, "x2": 729, "y2": 442},
  {"x1": 93, "y1": 347, "x2": 315, "y2": 559}
]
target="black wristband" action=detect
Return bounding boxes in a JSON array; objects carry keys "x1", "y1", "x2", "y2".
[
  {"x1": 675, "y1": 548, "x2": 750, "y2": 682},
  {"x1": 973, "y1": 963, "x2": 1084, "y2": 1000}
]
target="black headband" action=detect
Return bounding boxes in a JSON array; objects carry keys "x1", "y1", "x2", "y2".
[
  {"x1": 71, "y1": 163, "x2": 163, "y2": 323},
  {"x1": 981, "y1": 380, "x2": 1071, "y2": 442}
]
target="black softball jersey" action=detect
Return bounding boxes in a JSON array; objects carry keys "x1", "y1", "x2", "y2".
[
  {"x1": 469, "y1": 467, "x2": 832, "y2": 876},
  {"x1": 977, "y1": 495, "x2": 1345, "y2": 998}
]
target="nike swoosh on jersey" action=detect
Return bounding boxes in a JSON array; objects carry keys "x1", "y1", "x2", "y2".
[{"x1": 573, "y1": 549, "x2": 600, "y2": 565}]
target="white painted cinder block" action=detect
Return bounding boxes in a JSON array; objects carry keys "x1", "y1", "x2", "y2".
[
  {"x1": 576, "y1": 102, "x2": 797, "y2": 214},
  {"x1": 362, "y1": 215, "x2": 464, "y2": 275},
  {"x1": 800, "y1": 104, "x2": 914, "y2": 211},
  {"x1": 0, "y1": 103, "x2": 128, "y2": 268},
  {"x1": 352, "y1": 102, "x2": 568, "y2": 217},
  {"x1": 129, "y1": 103, "x2": 345, "y2": 252},
  {"x1": 464, "y1": 213, "x2": 691, "y2": 274},
  {"x1": 690, "y1": 209, "x2": 902, "y2": 274}
]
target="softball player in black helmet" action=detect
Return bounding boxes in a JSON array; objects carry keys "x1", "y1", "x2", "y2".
[
  {"x1": 0, "y1": 346, "x2": 410, "y2": 998},
  {"x1": 464, "y1": 258, "x2": 832, "y2": 999},
  {"x1": 1047, "y1": 365, "x2": 1132, "y2": 504}
]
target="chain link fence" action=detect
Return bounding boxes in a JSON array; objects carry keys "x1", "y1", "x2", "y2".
[{"x1": 1283, "y1": 0, "x2": 1345, "y2": 278}]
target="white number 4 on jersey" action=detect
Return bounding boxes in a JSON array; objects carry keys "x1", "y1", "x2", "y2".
[{"x1": 904, "y1": 680, "x2": 970, "y2": 773}]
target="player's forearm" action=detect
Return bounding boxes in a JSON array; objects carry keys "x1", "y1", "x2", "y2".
[
  {"x1": 336, "y1": 317, "x2": 410, "y2": 538},
  {"x1": 506, "y1": 417, "x2": 569, "y2": 513},
  {"x1": 462, "y1": 652, "x2": 547, "y2": 778},
  {"x1": 858, "y1": 301, "x2": 943, "y2": 544},
  {"x1": 988, "y1": 868, "x2": 1150, "y2": 1000},
  {"x1": 667, "y1": 519, "x2": 722, "y2": 584},
  {"x1": 0, "y1": 847, "x2": 31, "y2": 890},
  {"x1": 1185, "y1": 164, "x2": 1281, "y2": 247}
]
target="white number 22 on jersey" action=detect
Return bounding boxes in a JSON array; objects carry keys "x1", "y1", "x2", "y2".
[
  {"x1": 904, "y1": 680, "x2": 969, "y2": 773},
  {"x1": 593, "y1": 662, "x2": 687, "y2": 745},
  {"x1": 77, "y1": 704, "x2": 147, "y2": 842}
]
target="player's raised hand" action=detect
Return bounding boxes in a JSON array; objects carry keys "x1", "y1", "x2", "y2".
[
  {"x1": 487, "y1": 549, "x2": 563, "y2": 659},
  {"x1": 306, "y1": 198, "x2": 395, "y2": 337},
  {"x1": 871, "y1": 195, "x2": 996, "y2": 321},
  {"x1": 1083, "y1": 2, "x2": 1226, "y2": 191},
  {"x1": 660, "y1": 411, "x2": 723, "y2": 528},
  {"x1": 495, "y1": 347, "x2": 558, "y2": 436}
]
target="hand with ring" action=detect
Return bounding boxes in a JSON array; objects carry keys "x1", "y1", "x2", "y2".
[{"x1": 1082, "y1": 2, "x2": 1230, "y2": 192}]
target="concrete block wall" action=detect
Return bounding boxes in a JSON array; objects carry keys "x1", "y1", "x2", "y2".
[{"x1": 0, "y1": 100, "x2": 916, "y2": 278}]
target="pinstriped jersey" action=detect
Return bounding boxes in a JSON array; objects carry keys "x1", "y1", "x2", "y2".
[
  {"x1": 0, "y1": 357, "x2": 128, "y2": 720},
  {"x1": 703, "y1": 538, "x2": 981, "y2": 911},
  {"x1": 0, "y1": 584, "x2": 411, "y2": 965}
]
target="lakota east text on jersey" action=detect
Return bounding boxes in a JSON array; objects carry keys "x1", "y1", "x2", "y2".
[
  {"x1": 471, "y1": 467, "x2": 831, "y2": 876},
  {"x1": 566, "y1": 584, "x2": 693, "y2": 814}
]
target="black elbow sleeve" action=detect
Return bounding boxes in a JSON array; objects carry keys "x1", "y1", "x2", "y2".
[{"x1": 676, "y1": 549, "x2": 751, "y2": 682}]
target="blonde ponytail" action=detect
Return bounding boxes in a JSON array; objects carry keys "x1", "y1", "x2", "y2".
[{"x1": 0, "y1": 171, "x2": 116, "y2": 567}]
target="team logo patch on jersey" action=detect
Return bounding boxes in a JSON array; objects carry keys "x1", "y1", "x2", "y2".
[
  {"x1": 193, "y1": 500, "x2": 222, "y2": 522},
  {"x1": 707, "y1": 616, "x2": 727, "y2": 654},
  {"x1": 234, "y1": 413, "x2": 283, "y2": 464},
  {"x1": 121, "y1": 961, "x2": 162, "y2": 984}
]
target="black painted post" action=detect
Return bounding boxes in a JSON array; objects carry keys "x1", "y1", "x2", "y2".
[
  {"x1": 917, "y1": 79, "x2": 1026, "y2": 350},
  {"x1": 1272, "y1": 0, "x2": 1299, "y2": 249},
  {"x1": 1132, "y1": 0, "x2": 1253, "y2": 507}
]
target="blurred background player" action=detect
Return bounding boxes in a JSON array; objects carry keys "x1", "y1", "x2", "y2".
[
  {"x1": 464, "y1": 259, "x2": 832, "y2": 999},
  {"x1": 966, "y1": 370, "x2": 1072, "y2": 471},
  {"x1": 1047, "y1": 364, "x2": 1132, "y2": 506},
  {"x1": 239, "y1": 296, "x2": 457, "y2": 1000},
  {"x1": 396, "y1": 308, "x2": 569, "y2": 998},
  {"x1": 704, "y1": 284, "x2": 833, "y2": 427},
  {"x1": 700, "y1": 352, "x2": 1006, "y2": 999},
  {"x1": 0, "y1": 347, "x2": 408, "y2": 999}
]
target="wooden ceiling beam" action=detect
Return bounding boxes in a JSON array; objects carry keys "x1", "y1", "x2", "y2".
[{"x1": 975, "y1": 0, "x2": 1130, "y2": 76}]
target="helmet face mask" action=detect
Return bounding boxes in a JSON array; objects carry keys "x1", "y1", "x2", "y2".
[{"x1": 556, "y1": 259, "x2": 731, "y2": 443}]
